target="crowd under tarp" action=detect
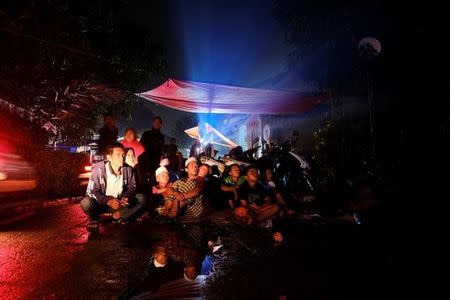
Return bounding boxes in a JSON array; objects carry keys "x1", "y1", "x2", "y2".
[{"x1": 136, "y1": 79, "x2": 329, "y2": 114}]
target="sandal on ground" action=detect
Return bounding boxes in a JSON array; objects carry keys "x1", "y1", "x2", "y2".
[
  {"x1": 112, "y1": 219, "x2": 128, "y2": 225},
  {"x1": 87, "y1": 221, "x2": 98, "y2": 230},
  {"x1": 137, "y1": 212, "x2": 150, "y2": 222}
]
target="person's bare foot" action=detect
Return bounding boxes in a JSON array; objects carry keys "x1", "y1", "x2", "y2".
[
  {"x1": 162, "y1": 208, "x2": 170, "y2": 216},
  {"x1": 86, "y1": 221, "x2": 98, "y2": 230},
  {"x1": 169, "y1": 202, "x2": 179, "y2": 218},
  {"x1": 169, "y1": 210, "x2": 178, "y2": 218},
  {"x1": 112, "y1": 211, "x2": 121, "y2": 219}
]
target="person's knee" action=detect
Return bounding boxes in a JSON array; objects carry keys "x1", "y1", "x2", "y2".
[
  {"x1": 271, "y1": 204, "x2": 280, "y2": 215},
  {"x1": 80, "y1": 197, "x2": 95, "y2": 211}
]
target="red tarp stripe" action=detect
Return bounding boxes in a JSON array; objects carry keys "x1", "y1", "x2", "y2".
[{"x1": 137, "y1": 79, "x2": 329, "y2": 114}]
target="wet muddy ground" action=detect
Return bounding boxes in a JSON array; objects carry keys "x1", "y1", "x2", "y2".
[{"x1": 0, "y1": 203, "x2": 397, "y2": 299}]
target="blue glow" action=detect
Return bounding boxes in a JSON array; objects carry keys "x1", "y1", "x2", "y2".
[
  {"x1": 197, "y1": 113, "x2": 222, "y2": 143},
  {"x1": 166, "y1": 0, "x2": 330, "y2": 154},
  {"x1": 169, "y1": 0, "x2": 284, "y2": 151},
  {"x1": 170, "y1": 0, "x2": 286, "y2": 86},
  {"x1": 195, "y1": 112, "x2": 252, "y2": 154}
]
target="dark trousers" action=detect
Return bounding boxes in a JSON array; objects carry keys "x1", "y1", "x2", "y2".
[{"x1": 80, "y1": 194, "x2": 147, "y2": 221}]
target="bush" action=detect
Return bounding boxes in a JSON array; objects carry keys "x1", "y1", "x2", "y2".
[{"x1": 31, "y1": 148, "x2": 88, "y2": 199}]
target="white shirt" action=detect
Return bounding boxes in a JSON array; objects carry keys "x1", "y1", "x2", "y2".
[{"x1": 105, "y1": 162, "x2": 123, "y2": 198}]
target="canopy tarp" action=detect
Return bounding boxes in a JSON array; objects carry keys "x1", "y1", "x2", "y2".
[{"x1": 136, "y1": 79, "x2": 329, "y2": 114}]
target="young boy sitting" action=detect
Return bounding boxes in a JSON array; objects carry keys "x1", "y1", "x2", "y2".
[
  {"x1": 236, "y1": 165, "x2": 280, "y2": 224},
  {"x1": 221, "y1": 164, "x2": 245, "y2": 209},
  {"x1": 152, "y1": 166, "x2": 173, "y2": 216}
]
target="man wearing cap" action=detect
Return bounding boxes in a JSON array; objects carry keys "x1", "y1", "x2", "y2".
[{"x1": 163, "y1": 157, "x2": 207, "y2": 220}]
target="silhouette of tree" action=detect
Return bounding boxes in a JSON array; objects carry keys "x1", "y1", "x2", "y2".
[{"x1": 0, "y1": 0, "x2": 167, "y2": 144}]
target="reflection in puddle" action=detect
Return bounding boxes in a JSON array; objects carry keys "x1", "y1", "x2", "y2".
[
  {"x1": 114, "y1": 216, "x2": 294, "y2": 300},
  {"x1": 118, "y1": 222, "x2": 237, "y2": 300}
]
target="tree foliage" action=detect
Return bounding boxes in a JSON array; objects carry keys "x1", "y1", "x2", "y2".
[
  {"x1": 0, "y1": 0, "x2": 167, "y2": 145},
  {"x1": 273, "y1": 0, "x2": 381, "y2": 91}
]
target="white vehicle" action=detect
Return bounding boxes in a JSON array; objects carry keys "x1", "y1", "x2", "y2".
[{"x1": 0, "y1": 152, "x2": 37, "y2": 193}]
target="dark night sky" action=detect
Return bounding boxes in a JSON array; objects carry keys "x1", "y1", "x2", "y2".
[
  {"x1": 124, "y1": 0, "x2": 288, "y2": 85},
  {"x1": 107, "y1": 0, "x2": 446, "y2": 159},
  {"x1": 117, "y1": 0, "x2": 293, "y2": 145}
]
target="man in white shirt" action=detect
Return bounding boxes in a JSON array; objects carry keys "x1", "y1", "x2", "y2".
[{"x1": 80, "y1": 143, "x2": 146, "y2": 230}]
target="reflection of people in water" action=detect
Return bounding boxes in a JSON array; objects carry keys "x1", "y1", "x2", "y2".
[
  {"x1": 119, "y1": 247, "x2": 193, "y2": 299},
  {"x1": 119, "y1": 247, "x2": 184, "y2": 299},
  {"x1": 133, "y1": 268, "x2": 204, "y2": 299},
  {"x1": 120, "y1": 224, "x2": 207, "y2": 299},
  {"x1": 201, "y1": 237, "x2": 224, "y2": 276}
]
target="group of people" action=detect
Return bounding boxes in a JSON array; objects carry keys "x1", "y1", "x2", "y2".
[
  {"x1": 76, "y1": 112, "x2": 383, "y2": 298},
  {"x1": 80, "y1": 113, "x2": 294, "y2": 230}
]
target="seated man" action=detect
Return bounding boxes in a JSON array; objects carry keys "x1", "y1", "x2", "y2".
[
  {"x1": 237, "y1": 165, "x2": 280, "y2": 224},
  {"x1": 197, "y1": 163, "x2": 220, "y2": 210},
  {"x1": 261, "y1": 167, "x2": 295, "y2": 216},
  {"x1": 221, "y1": 163, "x2": 245, "y2": 209},
  {"x1": 164, "y1": 157, "x2": 207, "y2": 221},
  {"x1": 80, "y1": 143, "x2": 146, "y2": 229}
]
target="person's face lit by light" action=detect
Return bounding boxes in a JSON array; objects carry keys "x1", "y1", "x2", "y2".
[
  {"x1": 156, "y1": 171, "x2": 169, "y2": 185},
  {"x1": 107, "y1": 147, "x2": 124, "y2": 168},
  {"x1": 187, "y1": 161, "x2": 199, "y2": 176},
  {"x1": 124, "y1": 149, "x2": 136, "y2": 167},
  {"x1": 199, "y1": 165, "x2": 209, "y2": 177},
  {"x1": 229, "y1": 165, "x2": 241, "y2": 178},
  {"x1": 124, "y1": 130, "x2": 136, "y2": 142},
  {"x1": 245, "y1": 168, "x2": 259, "y2": 182}
]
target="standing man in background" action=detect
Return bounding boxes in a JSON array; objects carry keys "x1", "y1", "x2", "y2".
[
  {"x1": 165, "y1": 137, "x2": 182, "y2": 173},
  {"x1": 140, "y1": 116, "x2": 165, "y2": 172},
  {"x1": 97, "y1": 113, "x2": 118, "y2": 157}
]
